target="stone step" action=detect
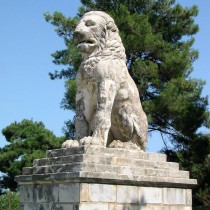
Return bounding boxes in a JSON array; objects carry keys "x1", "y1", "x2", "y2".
[
  {"x1": 15, "y1": 171, "x2": 197, "y2": 188},
  {"x1": 31, "y1": 162, "x2": 189, "y2": 179},
  {"x1": 17, "y1": 146, "x2": 197, "y2": 190},
  {"x1": 76, "y1": 171, "x2": 194, "y2": 186},
  {"x1": 33, "y1": 154, "x2": 83, "y2": 166},
  {"x1": 33, "y1": 154, "x2": 179, "y2": 171},
  {"x1": 46, "y1": 146, "x2": 166, "y2": 162}
]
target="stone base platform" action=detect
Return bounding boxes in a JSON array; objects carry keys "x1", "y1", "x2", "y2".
[{"x1": 15, "y1": 146, "x2": 196, "y2": 210}]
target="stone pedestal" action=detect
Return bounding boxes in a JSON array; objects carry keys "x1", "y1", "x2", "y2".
[{"x1": 15, "y1": 146, "x2": 197, "y2": 210}]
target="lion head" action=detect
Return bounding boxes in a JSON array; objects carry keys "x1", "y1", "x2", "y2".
[{"x1": 74, "y1": 11, "x2": 126, "y2": 62}]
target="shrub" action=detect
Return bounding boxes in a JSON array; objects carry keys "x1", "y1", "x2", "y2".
[{"x1": 0, "y1": 191, "x2": 19, "y2": 210}]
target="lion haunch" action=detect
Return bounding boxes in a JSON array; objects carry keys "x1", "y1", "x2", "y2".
[{"x1": 62, "y1": 11, "x2": 148, "y2": 151}]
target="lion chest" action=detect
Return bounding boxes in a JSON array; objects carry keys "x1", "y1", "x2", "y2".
[
  {"x1": 77, "y1": 65, "x2": 98, "y2": 107},
  {"x1": 78, "y1": 64, "x2": 97, "y2": 90}
]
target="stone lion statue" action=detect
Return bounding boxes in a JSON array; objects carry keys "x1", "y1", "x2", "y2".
[{"x1": 62, "y1": 11, "x2": 148, "y2": 150}]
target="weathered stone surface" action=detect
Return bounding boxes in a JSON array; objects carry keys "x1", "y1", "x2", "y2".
[
  {"x1": 18, "y1": 183, "x2": 193, "y2": 210},
  {"x1": 109, "y1": 204, "x2": 150, "y2": 210},
  {"x1": 34, "y1": 184, "x2": 58, "y2": 203},
  {"x1": 117, "y1": 185, "x2": 139, "y2": 203},
  {"x1": 62, "y1": 11, "x2": 148, "y2": 150},
  {"x1": 46, "y1": 146, "x2": 86, "y2": 158},
  {"x1": 186, "y1": 189, "x2": 192, "y2": 206},
  {"x1": 16, "y1": 11, "x2": 195, "y2": 210},
  {"x1": 79, "y1": 203, "x2": 108, "y2": 210},
  {"x1": 33, "y1": 154, "x2": 84, "y2": 166},
  {"x1": 33, "y1": 154, "x2": 177, "y2": 172},
  {"x1": 88, "y1": 183, "x2": 116, "y2": 202},
  {"x1": 20, "y1": 203, "x2": 74, "y2": 210},
  {"x1": 19, "y1": 184, "x2": 59, "y2": 203},
  {"x1": 22, "y1": 167, "x2": 33, "y2": 175},
  {"x1": 46, "y1": 147, "x2": 166, "y2": 161},
  {"x1": 15, "y1": 146, "x2": 197, "y2": 189},
  {"x1": 139, "y1": 187, "x2": 162, "y2": 204},
  {"x1": 59, "y1": 183, "x2": 80, "y2": 202},
  {"x1": 19, "y1": 185, "x2": 34, "y2": 203},
  {"x1": 16, "y1": 171, "x2": 197, "y2": 189},
  {"x1": 32, "y1": 163, "x2": 188, "y2": 179},
  {"x1": 163, "y1": 188, "x2": 187, "y2": 205},
  {"x1": 80, "y1": 183, "x2": 89, "y2": 202}
]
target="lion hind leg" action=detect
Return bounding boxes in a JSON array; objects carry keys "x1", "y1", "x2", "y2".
[{"x1": 116, "y1": 104, "x2": 148, "y2": 151}]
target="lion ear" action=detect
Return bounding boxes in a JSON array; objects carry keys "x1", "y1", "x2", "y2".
[{"x1": 107, "y1": 21, "x2": 118, "y2": 32}]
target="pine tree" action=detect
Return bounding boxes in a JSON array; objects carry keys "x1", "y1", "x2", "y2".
[{"x1": 0, "y1": 120, "x2": 64, "y2": 191}]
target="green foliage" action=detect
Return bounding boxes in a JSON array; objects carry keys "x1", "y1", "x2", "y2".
[
  {"x1": 62, "y1": 119, "x2": 76, "y2": 140},
  {"x1": 162, "y1": 134, "x2": 210, "y2": 206},
  {"x1": 61, "y1": 79, "x2": 77, "y2": 110},
  {"x1": 0, "y1": 119, "x2": 65, "y2": 191},
  {"x1": 44, "y1": 12, "x2": 81, "y2": 80},
  {"x1": 0, "y1": 191, "x2": 19, "y2": 210},
  {"x1": 189, "y1": 135, "x2": 210, "y2": 207}
]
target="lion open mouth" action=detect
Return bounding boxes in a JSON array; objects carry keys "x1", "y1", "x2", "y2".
[{"x1": 77, "y1": 38, "x2": 96, "y2": 48}]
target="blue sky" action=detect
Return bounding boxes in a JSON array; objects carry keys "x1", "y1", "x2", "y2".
[{"x1": 0, "y1": 0, "x2": 209, "y2": 152}]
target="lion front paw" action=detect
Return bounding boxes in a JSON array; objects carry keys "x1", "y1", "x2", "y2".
[
  {"x1": 79, "y1": 136, "x2": 103, "y2": 146},
  {"x1": 62, "y1": 140, "x2": 79, "y2": 148}
]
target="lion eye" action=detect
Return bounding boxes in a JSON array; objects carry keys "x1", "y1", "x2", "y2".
[{"x1": 85, "y1": 20, "x2": 95, "y2": 27}]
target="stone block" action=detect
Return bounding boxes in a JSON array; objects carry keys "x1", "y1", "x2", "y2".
[
  {"x1": 117, "y1": 185, "x2": 139, "y2": 203},
  {"x1": 59, "y1": 183, "x2": 80, "y2": 202},
  {"x1": 33, "y1": 183, "x2": 59, "y2": 203},
  {"x1": 46, "y1": 147, "x2": 85, "y2": 158},
  {"x1": 109, "y1": 204, "x2": 150, "y2": 210},
  {"x1": 98, "y1": 157, "x2": 179, "y2": 170},
  {"x1": 16, "y1": 146, "x2": 195, "y2": 210},
  {"x1": 55, "y1": 204, "x2": 74, "y2": 210},
  {"x1": 79, "y1": 203, "x2": 108, "y2": 210},
  {"x1": 22, "y1": 167, "x2": 33, "y2": 175},
  {"x1": 88, "y1": 183, "x2": 116, "y2": 202},
  {"x1": 18, "y1": 181, "x2": 193, "y2": 210},
  {"x1": 153, "y1": 207, "x2": 170, "y2": 210},
  {"x1": 33, "y1": 163, "x2": 83, "y2": 174},
  {"x1": 21, "y1": 203, "x2": 53, "y2": 210},
  {"x1": 139, "y1": 187, "x2": 162, "y2": 204},
  {"x1": 80, "y1": 183, "x2": 89, "y2": 201},
  {"x1": 20, "y1": 203, "x2": 36, "y2": 210},
  {"x1": 109, "y1": 205, "x2": 130, "y2": 210},
  {"x1": 19, "y1": 185, "x2": 34, "y2": 203},
  {"x1": 163, "y1": 188, "x2": 186, "y2": 205},
  {"x1": 22, "y1": 203, "x2": 74, "y2": 210},
  {"x1": 21, "y1": 184, "x2": 55, "y2": 203},
  {"x1": 186, "y1": 189, "x2": 192, "y2": 206},
  {"x1": 169, "y1": 207, "x2": 192, "y2": 210},
  {"x1": 46, "y1": 147, "x2": 167, "y2": 162},
  {"x1": 168, "y1": 170, "x2": 189, "y2": 179},
  {"x1": 34, "y1": 154, "x2": 84, "y2": 167}
]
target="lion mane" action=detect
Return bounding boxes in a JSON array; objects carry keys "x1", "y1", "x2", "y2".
[
  {"x1": 62, "y1": 11, "x2": 148, "y2": 151},
  {"x1": 82, "y1": 11, "x2": 126, "y2": 71}
]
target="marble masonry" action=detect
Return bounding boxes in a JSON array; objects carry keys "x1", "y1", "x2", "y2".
[
  {"x1": 15, "y1": 146, "x2": 196, "y2": 209},
  {"x1": 15, "y1": 11, "x2": 196, "y2": 210}
]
